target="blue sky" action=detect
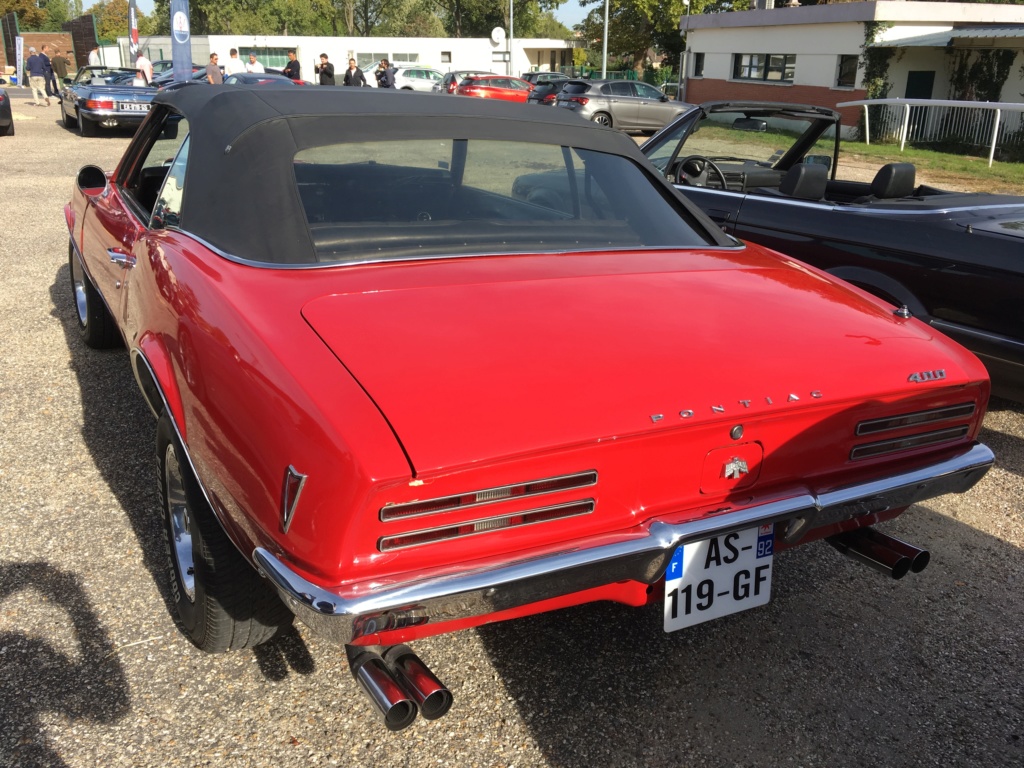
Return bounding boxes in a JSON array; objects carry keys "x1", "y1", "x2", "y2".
[{"x1": 136, "y1": 1, "x2": 590, "y2": 32}]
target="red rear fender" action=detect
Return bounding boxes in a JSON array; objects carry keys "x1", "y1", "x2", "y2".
[{"x1": 131, "y1": 338, "x2": 186, "y2": 439}]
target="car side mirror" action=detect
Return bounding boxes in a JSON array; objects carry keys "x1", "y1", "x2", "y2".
[
  {"x1": 76, "y1": 165, "x2": 107, "y2": 192},
  {"x1": 63, "y1": 77, "x2": 72, "y2": 85},
  {"x1": 660, "y1": 95, "x2": 669, "y2": 102},
  {"x1": 804, "y1": 154, "x2": 832, "y2": 171}
]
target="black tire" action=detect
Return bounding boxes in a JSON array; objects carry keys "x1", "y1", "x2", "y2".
[
  {"x1": 157, "y1": 414, "x2": 292, "y2": 652},
  {"x1": 78, "y1": 110, "x2": 97, "y2": 137},
  {"x1": 591, "y1": 112, "x2": 612, "y2": 128},
  {"x1": 2, "y1": 120, "x2": 12, "y2": 136},
  {"x1": 61, "y1": 103, "x2": 76, "y2": 129},
  {"x1": 68, "y1": 240, "x2": 121, "y2": 349}
]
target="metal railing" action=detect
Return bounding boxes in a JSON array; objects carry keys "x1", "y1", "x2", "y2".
[{"x1": 837, "y1": 98, "x2": 1024, "y2": 166}]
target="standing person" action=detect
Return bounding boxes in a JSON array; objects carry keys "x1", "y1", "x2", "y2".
[
  {"x1": 135, "y1": 50, "x2": 153, "y2": 85},
  {"x1": 246, "y1": 53, "x2": 265, "y2": 73},
  {"x1": 26, "y1": 47, "x2": 48, "y2": 106},
  {"x1": 342, "y1": 58, "x2": 366, "y2": 87},
  {"x1": 223, "y1": 48, "x2": 246, "y2": 77},
  {"x1": 88, "y1": 46, "x2": 101, "y2": 66},
  {"x1": 314, "y1": 53, "x2": 335, "y2": 86},
  {"x1": 205, "y1": 53, "x2": 222, "y2": 84},
  {"x1": 282, "y1": 50, "x2": 301, "y2": 81},
  {"x1": 41, "y1": 45, "x2": 56, "y2": 100},
  {"x1": 375, "y1": 58, "x2": 396, "y2": 89},
  {"x1": 51, "y1": 49, "x2": 70, "y2": 85}
]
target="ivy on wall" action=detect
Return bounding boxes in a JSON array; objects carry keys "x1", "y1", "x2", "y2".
[
  {"x1": 948, "y1": 49, "x2": 1019, "y2": 102},
  {"x1": 860, "y1": 21, "x2": 896, "y2": 99}
]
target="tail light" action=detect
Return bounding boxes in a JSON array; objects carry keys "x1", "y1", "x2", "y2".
[
  {"x1": 447, "y1": 81, "x2": 457, "y2": 93},
  {"x1": 85, "y1": 99, "x2": 115, "y2": 110},
  {"x1": 850, "y1": 402, "x2": 976, "y2": 461},
  {"x1": 379, "y1": 500, "x2": 594, "y2": 552},
  {"x1": 541, "y1": 93, "x2": 556, "y2": 104},
  {"x1": 566, "y1": 96, "x2": 589, "y2": 106},
  {"x1": 380, "y1": 471, "x2": 597, "y2": 521}
]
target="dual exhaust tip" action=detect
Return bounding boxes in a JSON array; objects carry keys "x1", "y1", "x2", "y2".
[
  {"x1": 827, "y1": 526, "x2": 929, "y2": 580},
  {"x1": 347, "y1": 644, "x2": 453, "y2": 732}
]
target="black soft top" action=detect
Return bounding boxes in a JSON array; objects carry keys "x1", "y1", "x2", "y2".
[{"x1": 152, "y1": 86, "x2": 708, "y2": 264}]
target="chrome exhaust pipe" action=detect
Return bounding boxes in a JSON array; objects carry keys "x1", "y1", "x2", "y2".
[
  {"x1": 827, "y1": 526, "x2": 928, "y2": 580},
  {"x1": 383, "y1": 644, "x2": 454, "y2": 721},
  {"x1": 857, "y1": 526, "x2": 930, "y2": 574},
  {"x1": 346, "y1": 646, "x2": 417, "y2": 731}
]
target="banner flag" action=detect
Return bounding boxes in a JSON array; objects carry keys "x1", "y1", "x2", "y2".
[
  {"x1": 170, "y1": 0, "x2": 192, "y2": 83},
  {"x1": 128, "y1": 0, "x2": 139, "y2": 61}
]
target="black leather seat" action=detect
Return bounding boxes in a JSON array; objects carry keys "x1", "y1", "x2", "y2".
[
  {"x1": 855, "y1": 163, "x2": 916, "y2": 202},
  {"x1": 756, "y1": 163, "x2": 827, "y2": 201}
]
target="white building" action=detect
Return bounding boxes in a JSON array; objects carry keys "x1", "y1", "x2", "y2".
[
  {"x1": 681, "y1": 1, "x2": 1024, "y2": 125},
  {"x1": 117, "y1": 33, "x2": 575, "y2": 81}
]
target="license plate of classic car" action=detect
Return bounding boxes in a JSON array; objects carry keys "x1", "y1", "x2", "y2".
[
  {"x1": 664, "y1": 524, "x2": 774, "y2": 631},
  {"x1": 120, "y1": 103, "x2": 150, "y2": 112}
]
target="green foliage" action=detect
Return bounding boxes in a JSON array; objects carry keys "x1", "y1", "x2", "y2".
[
  {"x1": 948, "y1": 49, "x2": 1018, "y2": 102},
  {"x1": 0, "y1": 0, "x2": 47, "y2": 29},
  {"x1": 860, "y1": 21, "x2": 894, "y2": 99},
  {"x1": 576, "y1": 0, "x2": 691, "y2": 73},
  {"x1": 431, "y1": 1, "x2": 566, "y2": 39}
]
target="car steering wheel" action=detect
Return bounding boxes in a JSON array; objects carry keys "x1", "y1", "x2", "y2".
[{"x1": 674, "y1": 155, "x2": 728, "y2": 189}]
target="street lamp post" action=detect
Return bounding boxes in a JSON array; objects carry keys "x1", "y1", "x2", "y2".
[
  {"x1": 602, "y1": 0, "x2": 609, "y2": 79},
  {"x1": 680, "y1": 0, "x2": 691, "y2": 103},
  {"x1": 509, "y1": 0, "x2": 514, "y2": 77}
]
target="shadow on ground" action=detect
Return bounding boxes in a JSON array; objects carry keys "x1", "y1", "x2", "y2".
[{"x1": 48, "y1": 263, "x2": 316, "y2": 681}]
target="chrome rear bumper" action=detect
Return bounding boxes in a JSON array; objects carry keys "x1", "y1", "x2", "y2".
[{"x1": 254, "y1": 442, "x2": 993, "y2": 644}]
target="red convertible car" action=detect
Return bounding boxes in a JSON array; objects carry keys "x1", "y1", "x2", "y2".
[{"x1": 66, "y1": 87, "x2": 993, "y2": 731}]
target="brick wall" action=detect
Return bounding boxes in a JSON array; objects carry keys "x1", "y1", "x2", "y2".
[
  {"x1": 2, "y1": 32, "x2": 74, "y2": 74},
  {"x1": 686, "y1": 78, "x2": 866, "y2": 127}
]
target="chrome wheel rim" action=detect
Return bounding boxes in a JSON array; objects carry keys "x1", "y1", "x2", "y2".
[
  {"x1": 71, "y1": 250, "x2": 88, "y2": 326},
  {"x1": 164, "y1": 444, "x2": 196, "y2": 602}
]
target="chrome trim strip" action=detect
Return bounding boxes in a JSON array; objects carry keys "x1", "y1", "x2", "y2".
[
  {"x1": 171, "y1": 232, "x2": 744, "y2": 272},
  {"x1": 850, "y1": 426, "x2": 970, "y2": 461},
  {"x1": 281, "y1": 465, "x2": 308, "y2": 534},
  {"x1": 380, "y1": 470, "x2": 598, "y2": 522},
  {"x1": 931, "y1": 319, "x2": 1024, "y2": 353},
  {"x1": 253, "y1": 442, "x2": 993, "y2": 644}
]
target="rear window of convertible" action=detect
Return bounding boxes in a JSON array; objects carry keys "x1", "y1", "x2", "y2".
[{"x1": 293, "y1": 138, "x2": 713, "y2": 263}]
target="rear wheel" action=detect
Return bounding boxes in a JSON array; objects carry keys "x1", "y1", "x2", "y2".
[
  {"x1": 158, "y1": 415, "x2": 292, "y2": 652},
  {"x1": 68, "y1": 240, "x2": 120, "y2": 349},
  {"x1": 78, "y1": 110, "x2": 97, "y2": 137},
  {"x1": 591, "y1": 112, "x2": 612, "y2": 128}
]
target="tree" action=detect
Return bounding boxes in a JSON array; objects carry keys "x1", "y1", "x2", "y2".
[
  {"x1": 432, "y1": 0, "x2": 566, "y2": 39},
  {"x1": 577, "y1": 0, "x2": 691, "y2": 73},
  {"x1": 0, "y1": 0, "x2": 47, "y2": 29}
]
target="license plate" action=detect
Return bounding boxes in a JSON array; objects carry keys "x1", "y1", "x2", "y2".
[
  {"x1": 664, "y1": 524, "x2": 774, "y2": 632},
  {"x1": 119, "y1": 103, "x2": 150, "y2": 112}
]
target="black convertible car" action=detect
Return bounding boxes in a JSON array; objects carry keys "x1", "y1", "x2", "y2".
[{"x1": 638, "y1": 102, "x2": 1024, "y2": 402}]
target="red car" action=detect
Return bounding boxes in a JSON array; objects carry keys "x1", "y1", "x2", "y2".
[
  {"x1": 456, "y1": 74, "x2": 534, "y2": 102},
  {"x1": 66, "y1": 87, "x2": 993, "y2": 731}
]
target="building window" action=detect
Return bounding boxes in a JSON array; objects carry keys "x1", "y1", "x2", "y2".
[
  {"x1": 836, "y1": 54, "x2": 858, "y2": 88},
  {"x1": 693, "y1": 52, "x2": 705, "y2": 77},
  {"x1": 441, "y1": 51, "x2": 451, "y2": 63},
  {"x1": 392, "y1": 53, "x2": 419, "y2": 63},
  {"x1": 732, "y1": 53, "x2": 795, "y2": 82}
]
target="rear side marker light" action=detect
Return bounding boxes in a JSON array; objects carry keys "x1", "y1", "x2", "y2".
[
  {"x1": 380, "y1": 471, "x2": 598, "y2": 522},
  {"x1": 379, "y1": 500, "x2": 595, "y2": 552},
  {"x1": 856, "y1": 403, "x2": 976, "y2": 436},
  {"x1": 850, "y1": 426, "x2": 970, "y2": 461}
]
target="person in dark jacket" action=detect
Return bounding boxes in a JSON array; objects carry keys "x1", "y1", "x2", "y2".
[
  {"x1": 282, "y1": 50, "x2": 301, "y2": 81},
  {"x1": 41, "y1": 45, "x2": 58, "y2": 97},
  {"x1": 314, "y1": 53, "x2": 335, "y2": 86},
  {"x1": 342, "y1": 59, "x2": 366, "y2": 87},
  {"x1": 374, "y1": 58, "x2": 396, "y2": 88},
  {"x1": 26, "y1": 47, "x2": 48, "y2": 106}
]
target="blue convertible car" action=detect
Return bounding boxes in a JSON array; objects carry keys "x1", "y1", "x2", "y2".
[{"x1": 60, "y1": 65, "x2": 156, "y2": 137}]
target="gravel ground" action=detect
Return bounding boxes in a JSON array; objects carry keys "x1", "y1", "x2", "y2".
[{"x1": 1, "y1": 88, "x2": 1022, "y2": 768}]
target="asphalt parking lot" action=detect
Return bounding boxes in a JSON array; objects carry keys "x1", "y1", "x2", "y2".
[{"x1": 1, "y1": 87, "x2": 1022, "y2": 768}]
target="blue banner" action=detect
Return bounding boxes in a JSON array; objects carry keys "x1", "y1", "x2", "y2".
[{"x1": 170, "y1": 0, "x2": 192, "y2": 83}]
